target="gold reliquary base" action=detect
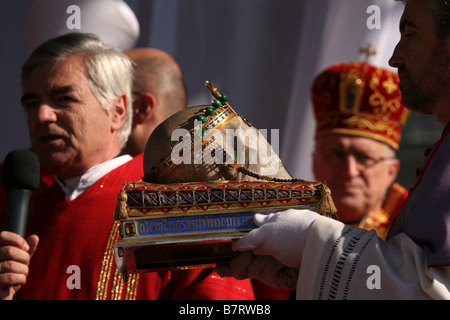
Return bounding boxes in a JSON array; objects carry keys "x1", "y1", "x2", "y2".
[{"x1": 113, "y1": 180, "x2": 337, "y2": 281}]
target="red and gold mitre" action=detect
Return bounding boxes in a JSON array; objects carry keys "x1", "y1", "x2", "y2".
[{"x1": 311, "y1": 62, "x2": 409, "y2": 150}]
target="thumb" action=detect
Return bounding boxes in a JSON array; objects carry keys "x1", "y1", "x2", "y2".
[
  {"x1": 253, "y1": 213, "x2": 272, "y2": 227},
  {"x1": 25, "y1": 235, "x2": 39, "y2": 258},
  {"x1": 233, "y1": 213, "x2": 275, "y2": 251}
]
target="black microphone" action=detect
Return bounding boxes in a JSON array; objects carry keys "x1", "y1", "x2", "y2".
[{"x1": 1, "y1": 149, "x2": 40, "y2": 237}]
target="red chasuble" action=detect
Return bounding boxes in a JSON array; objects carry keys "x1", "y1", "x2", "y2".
[{"x1": 12, "y1": 154, "x2": 255, "y2": 300}]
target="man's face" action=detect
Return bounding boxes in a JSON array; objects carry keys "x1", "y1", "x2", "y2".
[
  {"x1": 21, "y1": 54, "x2": 121, "y2": 179},
  {"x1": 389, "y1": 0, "x2": 449, "y2": 115},
  {"x1": 313, "y1": 135, "x2": 399, "y2": 223}
]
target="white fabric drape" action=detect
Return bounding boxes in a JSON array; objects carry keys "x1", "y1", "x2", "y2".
[{"x1": 298, "y1": 216, "x2": 450, "y2": 299}]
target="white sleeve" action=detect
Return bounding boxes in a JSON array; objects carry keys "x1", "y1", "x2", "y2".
[{"x1": 296, "y1": 216, "x2": 450, "y2": 300}]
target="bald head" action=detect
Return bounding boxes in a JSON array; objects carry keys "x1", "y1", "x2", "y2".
[
  {"x1": 126, "y1": 48, "x2": 187, "y2": 117},
  {"x1": 124, "y1": 48, "x2": 188, "y2": 156}
]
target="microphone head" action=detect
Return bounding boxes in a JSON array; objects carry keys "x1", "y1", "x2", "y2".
[{"x1": 1, "y1": 149, "x2": 40, "y2": 190}]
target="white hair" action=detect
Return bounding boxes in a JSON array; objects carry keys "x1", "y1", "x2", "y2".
[{"x1": 22, "y1": 32, "x2": 133, "y2": 148}]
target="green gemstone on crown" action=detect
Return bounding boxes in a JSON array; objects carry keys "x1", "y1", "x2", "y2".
[
  {"x1": 219, "y1": 94, "x2": 228, "y2": 103},
  {"x1": 212, "y1": 99, "x2": 222, "y2": 108},
  {"x1": 204, "y1": 107, "x2": 215, "y2": 115}
]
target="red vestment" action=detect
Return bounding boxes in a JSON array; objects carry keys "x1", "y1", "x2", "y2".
[{"x1": 5, "y1": 154, "x2": 255, "y2": 300}]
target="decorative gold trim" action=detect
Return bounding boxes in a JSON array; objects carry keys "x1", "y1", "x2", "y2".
[
  {"x1": 96, "y1": 221, "x2": 140, "y2": 300},
  {"x1": 210, "y1": 275, "x2": 253, "y2": 299},
  {"x1": 368, "y1": 68, "x2": 402, "y2": 118},
  {"x1": 111, "y1": 269, "x2": 123, "y2": 300},
  {"x1": 343, "y1": 116, "x2": 398, "y2": 139},
  {"x1": 114, "y1": 189, "x2": 129, "y2": 220},
  {"x1": 317, "y1": 128, "x2": 399, "y2": 151},
  {"x1": 96, "y1": 221, "x2": 119, "y2": 300},
  {"x1": 116, "y1": 180, "x2": 325, "y2": 217},
  {"x1": 316, "y1": 113, "x2": 400, "y2": 150},
  {"x1": 125, "y1": 274, "x2": 139, "y2": 300}
]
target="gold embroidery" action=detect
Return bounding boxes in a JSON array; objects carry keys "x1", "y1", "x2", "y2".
[
  {"x1": 125, "y1": 274, "x2": 139, "y2": 300},
  {"x1": 111, "y1": 270, "x2": 123, "y2": 300},
  {"x1": 210, "y1": 275, "x2": 253, "y2": 299},
  {"x1": 343, "y1": 116, "x2": 399, "y2": 141},
  {"x1": 317, "y1": 114, "x2": 399, "y2": 142},
  {"x1": 369, "y1": 69, "x2": 400, "y2": 117},
  {"x1": 382, "y1": 77, "x2": 397, "y2": 95},
  {"x1": 96, "y1": 221, "x2": 120, "y2": 300},
  {"x1": 96, "y1": 221, "x2": 140, "y2": 300}
]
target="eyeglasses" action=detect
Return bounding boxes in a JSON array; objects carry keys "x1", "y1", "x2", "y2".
[{"x1": 315, "y1": 147, "x2": 395, "y2": 169}]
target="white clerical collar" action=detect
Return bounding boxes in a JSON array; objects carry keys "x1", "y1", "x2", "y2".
[{"x1": 56, "y1": 154, "x2": 132, "y2": 201}]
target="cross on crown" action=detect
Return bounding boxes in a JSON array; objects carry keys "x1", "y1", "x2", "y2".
[{"x1": 359, "y1": 43, "x2": 377, "y2": 63}]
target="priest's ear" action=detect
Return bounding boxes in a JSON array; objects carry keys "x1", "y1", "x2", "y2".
[
  {"x1": 110, "y1": 93, "x2": 128, "y2": 132},
  {"x1": 133, "y1": 92, "x2": 157, "y2": 125}
]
